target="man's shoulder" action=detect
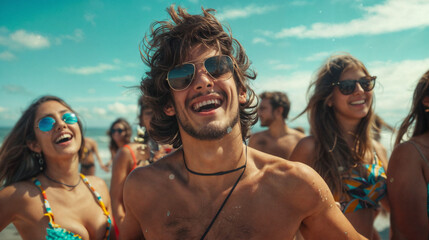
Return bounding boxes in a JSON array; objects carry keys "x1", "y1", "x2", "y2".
[
  {"x1": 251, "y1": 150, "x2": 327, "y2": 207},
  {"x1": 251, "y1": 148, "x2": 317, "y2": 184},
  {"x1": 126, "y1": 153, "x2": 178, "y2": 185},
  {"x1": 249, "y1": 130, "x2": 270, "y2": 139}
]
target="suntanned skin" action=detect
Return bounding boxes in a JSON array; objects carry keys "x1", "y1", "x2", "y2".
[
  {"x1": 249, "y1": 98, "x2": 305, "y2": 160},
  {"x1": 388, "y1": 133, "x2": 429, "y2": 240},
  {"x1": 110, "y1": 142, "x2": 150, "y2": 229},
  {"x1": 291, "y1": 136, "x2": 389, "y2": 238},
  {"x1": 0, "y1": 101, "x2": 114, "y2": 240},
  {"x1": 290, "y1": 68, "x2": 389, "y2": 239},
  {"x1": 120, "y1": 46, "x2": 365, "y2": 240},
  {"x1": 80, "y1": 137, "x2": 109, "y2": 175}
]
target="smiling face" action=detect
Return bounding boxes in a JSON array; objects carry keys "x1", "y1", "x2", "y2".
[
  {"x1": 111, "y1": 122, "x2": 127, "y2": 145},
  {"x1": 28, "y1": 100, "x2": 82, "y2": 161},
  {"x1": 165, "y1": 45, "x2": 246, "y2": 140},
  {"x1": 330, "y1": 68, "x2": 373, "y2": 124}
]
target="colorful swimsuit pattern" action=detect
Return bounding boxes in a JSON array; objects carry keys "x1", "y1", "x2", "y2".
[
  {"x1": 33, "y1": 174, "x2": 111, "y2": 240},
  {"x1": 407, "y1": 141, "x2": 429, "y2": 218},
  {"x1": 335, "y1": 154, "x2": 387, "y2": 213}
]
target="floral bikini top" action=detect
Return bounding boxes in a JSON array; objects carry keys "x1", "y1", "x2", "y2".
[
  {"x1": 33, "y1": 174, "x2": 111, "y2": 240},
  {"x1": 334, "y1": 154, "x2": 387, "y2": 213}
]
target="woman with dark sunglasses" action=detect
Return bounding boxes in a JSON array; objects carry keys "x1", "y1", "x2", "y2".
[
  {"x1": 388, "y1": 70, "x2": 429, "y2": 239},
  {"x1": 0, "y1": 95, "x2": 114, "y2": 239},
  {"x1": 110, "y1": 96, "x2": 173, "y2": 235},
  {"x1": 106, "y1": 118, "x2": 132, "y2": 166},
  {"x1": 290, "y1": 53, "x2": 389, "y2": 239}
]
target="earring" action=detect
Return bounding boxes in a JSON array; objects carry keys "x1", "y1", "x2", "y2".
[{"x1": 34, "y1": 152, "x2": 44, "y2": 171}]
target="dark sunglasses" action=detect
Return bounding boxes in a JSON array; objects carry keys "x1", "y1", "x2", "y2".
[
  {"x1": 331, "y1": 76, "x2": 376, "y2": 95},
  {"x1": 38, "y1": 112, "x2": 78, "y2": 132},
  {"x1": 166, "y1": 55, "x2": 234, "y2": 91},
  {"x1": 111, "y1": 128, "x2": 125, "y2": 134}
]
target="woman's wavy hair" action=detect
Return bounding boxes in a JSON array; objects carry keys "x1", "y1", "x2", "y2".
[
  {"x1": 140, "y1": 5, "x2": 258, "y2": 148},
  {"x1": 299, "y1": 53, "x2": 375, "y2": 195},
  {"x1": 107, "y1": 118, "x2": 132, "y2": 152},
  {"x1": 0, "y1": 96, "x2": 84, "y2": 187},
  {"x1": 395, "y1": 70, "x2": 429, "y2": 145}
]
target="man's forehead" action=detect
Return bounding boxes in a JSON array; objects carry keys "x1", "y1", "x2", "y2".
[{"x1": 184, "y1": 45, "x2": 220, "y2": 63}]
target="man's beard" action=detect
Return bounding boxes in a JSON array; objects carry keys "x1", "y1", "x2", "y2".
[
  {"x1": 260, "y1": 114, "x2": 274, "y2": 127},
  {"x1": 177, "y1": 108, "x2": 240, "y2": 140}
]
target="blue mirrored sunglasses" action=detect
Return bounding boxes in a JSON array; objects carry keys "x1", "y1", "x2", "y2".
[{"x1": 38, "y1": 112, "x2": 78, "y2": 132}]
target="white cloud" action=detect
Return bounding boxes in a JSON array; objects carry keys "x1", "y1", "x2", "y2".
[
  {"x1": 0, "y1": 29, "x2": 50, "y2": 49},
  {"x1": 273, "y1": 0, "x2": 429, "y2": 39},
  {"x1": 302, "y1": 51, "x2": 330, "y2": 62},
  {"x1": 108, "y1": 102, "x2": 137, "y2": 115},
  {"x1": 84, "y1": 13, "x2": 96, "y2": 26},
  {"x1": 141, "y1": 6, "x2": 151, "y2": 11},
  {"x1": 217, "y1": 4, "x2": 276, "y2": 20},
  {"x1": 60, "y1": 29, "x2": 84, "y2": 43},
  {"x1": 61, "y1": 63, "x2": 117, "y2": 75},
  {"x1": 252, "y1": 37, "x2": 271, "y2": 46},
  {"x1": 0, "y1": 51, "x2": 16, "y2": 61},
  {"x1": 109, "y1": 75, "x2": 137, "y2": 82},
  {"x1": 93, "y1": 107, "x2": 107, "y2": 116},
  {"x1": 10, "y1": 30, "x2": 50, "y2": 49},
  {"x1": 2, "y1": 84, "x2": 30, "y2": 95},
  {"x1": 370, "y1": 57, "x2": 429, "y2": 126}
]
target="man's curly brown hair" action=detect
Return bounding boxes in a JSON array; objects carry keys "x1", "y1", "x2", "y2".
[{"x1": 140, "y1": 5, "x2": 258, "y2": 148}]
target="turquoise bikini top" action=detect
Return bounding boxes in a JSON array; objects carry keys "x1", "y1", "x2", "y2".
[{"x1": 33, "y1": 174, "x2": 111, "y2": 240}]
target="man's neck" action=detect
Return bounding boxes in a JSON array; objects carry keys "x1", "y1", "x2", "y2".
[
  {"x1": 268, "y1": 119, "x2": 288, "y2": 138},
  {"x1": 180, "y1": 126, "x2": 245, "y2": 175}
]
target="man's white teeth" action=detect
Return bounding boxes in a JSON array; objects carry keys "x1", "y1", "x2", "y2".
[
  {"x1": 56, "y1": 133, "x2": 72, "y2": 143},
  {"x1": 351, "y1": 100, "x2": 365, "y2": 105},
  {"x1": 193, "y1": 99, "x2": 220, "y2": 111}
]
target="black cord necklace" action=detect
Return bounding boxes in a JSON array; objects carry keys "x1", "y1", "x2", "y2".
[
  {"x1": 43, "y1": 172, "x2": 81, "y2": 188},
  {"x1": 182, "y1": 145, "x2": 247, "y2": 240},
  {"x1": 183, "y1": 147, "x2": 247, "y2": 176}
]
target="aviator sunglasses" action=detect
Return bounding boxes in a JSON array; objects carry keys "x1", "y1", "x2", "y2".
[
  {"x1": 331, "y1": 76, "x2": 376, "y2": 95},
  {"x1": 38, "y1": 112, "x2": 78, "y2": 132},
  {"x1": 166, "y1": 55, "x2": 234, "y2": 91}
]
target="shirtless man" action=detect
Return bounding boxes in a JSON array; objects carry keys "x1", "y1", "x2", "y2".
[
  {"x1": 249, "y1": 91, "x2": 305, "y2": 159},
  {"x1": 120, "y1": 5, "x2": 365, "y2": 240}
]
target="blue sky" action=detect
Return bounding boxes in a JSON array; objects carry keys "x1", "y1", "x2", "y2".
[{"x1": 1, "y1": 0, "x2": 429, "y2": 136}]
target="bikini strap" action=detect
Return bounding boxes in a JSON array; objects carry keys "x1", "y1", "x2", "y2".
[
  {"x1": 33, "y1": 178, "x2": 61, "y2": 229},
  {"x1": 408, "y1": 141, "x2": 429, "y2": 168},
  {"x1": 124, "y1": 144, "x2": 137, "y2": 170},
  {"x1": 80, "y1": 174, "x2": 112, "y2": 240}
]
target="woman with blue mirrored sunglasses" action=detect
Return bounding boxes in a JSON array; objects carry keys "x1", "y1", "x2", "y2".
[
  {"x1": 37, "y1": 112, "x2": 78, "y2": 132},
  {"x1": 0, "y1": 95, "x2": 113, "y2": 240}
]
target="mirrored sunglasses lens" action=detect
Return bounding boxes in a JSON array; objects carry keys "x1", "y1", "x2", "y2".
[
  {"x1": 168, "y1": 64, "x2": 195, "y2": 90},
  {"x1": 39, "y1": 117, "x2": 56, "y2": 132},
  {"x1": 63, "y1": 113, "x2": 78, "y2": 124},
  {"x1": 205, "y1": 56, "x2": 233, "y2": 80},
  {"x1": 339, "y1": 81, "x2": 356, "y2": 95}
]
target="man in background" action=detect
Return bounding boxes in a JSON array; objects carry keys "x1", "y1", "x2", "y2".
[{"x1": 249, "y1": 91, "x2": 305, "y2": 159}]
